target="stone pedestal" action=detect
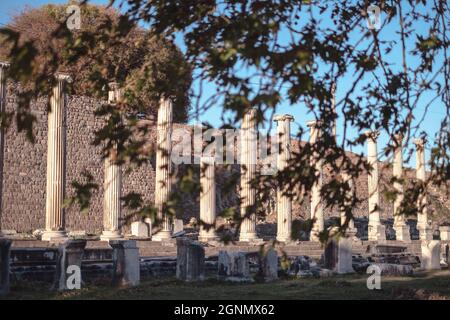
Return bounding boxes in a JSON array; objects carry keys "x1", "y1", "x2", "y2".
[
  {"x1": 392, "y1": 134, "x2": 410, "y2": 242},
  {"x1": 0, "y1": 62, "x2": 9, "y2": 238},
  {"x1": 52, "y1": 239, "x2": 86, "y2": 291},
  {"x1": 365, "y1": 131, "x2": 386, "y2": 241},
  {"x1": 153, "y1": 98, "x2": 173, "y2": 241},
  {"x1": 440, "y1": 226, "x2": 450, "y2": 241},
  {"x1": 239, "y1": 109, "x2": 260, "y2": 241},
  {"x1": 42, "y1": 74, "x2": 72, "y2": 242},
  {"x1": 131, "y1": 220, "x2": 151, "y2": 238},
  {"x1": 337, "y1": 229, "x2": 357, "y2": 274},
  {"x1": 421, "y1": 240, "x2": 441, "y2": 270},
  {"x1": 173, "y1": 219, "x2": 184, "y2": 236},
  {"x1": 199, "y1": 157, "x2": 218, "y2": 242},
  {"x1": 218, "y1": 251, "x2": 252, "y2": 282},
  {"x1": 176, "y1": 238, "x2": 205, "y2": 281},
  {"x1": 274, "y1": 115, "x2": 294, "y2": 243},
  {"x1": 324, "y1": 229, "x2": 356, "y2": 274},
  {"x1": 110, "y1": 240, "x2": 140, "y2": 286},
  {"x1": 259, "y1": 248, "x2": 278, "y2": 281},
  {"x1": 0, "y1": 238, "x2": 11, "y2": 296},
  {"x1": 308, "y1": 121, "x2": 324, "y2": 241}
]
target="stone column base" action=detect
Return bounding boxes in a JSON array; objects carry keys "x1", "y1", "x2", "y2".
[
  {"x1": 419, "y1": 225, "x2": 433, "y2": 240},
  {"x1": 41, "y1": 230, "x2": 68, "y2": 242},
  {"x1": 239, "y1": 233, "x2": 263, "y2": 243},
  {"x1": 276, "y1": 236, "x2": 291, "y2": 243},
  {"x1": 238, "y1": 231, "x2": 259, "y2": 241},
  {"x1": 394, "y1": 225, "x2": 411, "y2": 242},
  {"x1": 198, "y1": 235, "x2": 219, "y2": 243},
  {"x1": 100, "y1": 230, "x2": 123, "y2": 241},
  {"x1": 368, "y1": 224, "x2": 386, "y2": 241},
  {"x1": 152, "y1": 230, "x2": 172, "y2": 241}
]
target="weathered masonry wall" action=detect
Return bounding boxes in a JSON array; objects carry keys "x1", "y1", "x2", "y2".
[{"x1": 0, "y1": 86, "x2": 157, "y2": 233}]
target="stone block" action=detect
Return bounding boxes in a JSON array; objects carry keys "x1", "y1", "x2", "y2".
[
  {"x1": 394, "y1": 225, "x2": 411, "y2": 242},
  {"x1": 439, "y1": 226, "x2": 450, "y2": 241},
  {"x1": 421, "y1": 240, "x2": 441, "y2": 270},
  {"x1": 368, "y1": 224, "x2": 386, "y2": 242},
  {"x1": 0, "y1": 239, "x2": 12, "y2": 296},
  {"x1": 218, "y1": 251, "x2": 252, "y2": 281},
  {"x1": 131, "y1": 221, "x2": 151, "y2": 238},
  {"x1": 259, "y1": 248, "x2": 278, "y2": 281},
  {"x1": 52, "y1": 239, "x2": 86, "y2": 291},
  {"x1": 173, "y1": 219, "x2": 184, "y2": 235},
  {"x1": 176, "y1": 238, "x2": 205, "y2": 281},
  {"x1": 336, "y1": 235, "x2": 355, "y2": 274},
  {"x1": 110, "y1": 240, "x2": 140, "y2": 286}
]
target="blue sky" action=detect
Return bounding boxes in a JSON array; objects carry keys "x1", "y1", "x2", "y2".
[{"x1": 0, "y1": 0, "x2": 446, "y2": 168}]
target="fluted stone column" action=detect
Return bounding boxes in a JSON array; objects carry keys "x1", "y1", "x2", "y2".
[
  {"x1": 414, "y1": 138, "x2": 432, "y2": 240},
  {"x1": 152, "y1": 98, "x2": 173, "y2": 241},
  {"x1": 101, "y1": 83, "x2": 123, "y2": 241},
  {"x1": 0, "y1": 62, "x2": 9, "y2": 238},
  {"x1": 239, "y1": 108, "x2": 259, "y2": 241},
  {"x1": 42, "y1": 73, "x2": 71, "y2": 241},
  {"x1": 365, "y1": 131, "x2": 386, "y2": 241},
  {"x1": 274, "y1": 114, "x2": 294, "y2": 242},
  {"x1": 340, "y1": 172, "x2": 357, "y2": 235},
  {"x1": 393, "y1": 134, "x2": 410, "y2": 242},
  {"x1": 199, "y1": 157, "x2": 218, "y2": 242},
  {"x1": 308, "y1": 120, "x2": 324, "y2": 242}
]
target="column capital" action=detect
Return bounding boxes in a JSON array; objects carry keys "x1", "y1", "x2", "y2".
[
  {"x1": 274, "y1": 114, "x2": 294, "y2": 122},
  {"x1": 364, "y1": 130, "x2": 380, "y2": 140},
  {"x1": 413, "y1": 137, "x2": 426, "y2": 148},
  {"x1": 108, "y1": 82, "x2": 123, "y2": 104},
  {"x1": 393, "y1": 132, "x2": 403, "y2": 142},
  {"x1": 0, "y1": 61, "x2": 10, "y2": 69},
  {"x1": 306, "y1": 120, "x2": 322, "y2": 128},
  {"x1": 55, "y1": 73, "x2": 72, "y2": 83}
]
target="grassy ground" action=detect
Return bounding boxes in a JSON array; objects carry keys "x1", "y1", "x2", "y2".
[{"x1": 4, "y1": 270, "x2": 450, "y2": 300}]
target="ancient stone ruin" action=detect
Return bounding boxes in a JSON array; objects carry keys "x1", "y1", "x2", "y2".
[{"x1": 0, "y1": 65, "x2": 448, "y2": 292}]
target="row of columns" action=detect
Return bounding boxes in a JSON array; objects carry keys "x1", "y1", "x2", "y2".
[{"x1": 0, "y1": 66, "x2": 434, "y2": 243}]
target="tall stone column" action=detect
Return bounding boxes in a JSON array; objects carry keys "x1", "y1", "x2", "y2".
[
  {"x1": 308, "y1": 120, "x2": 324, "y2": 242},
  {"x1": 198, "y1": 156, "x2": 218, "y2": 242},
  {"x1": 152, "y1": 98, "x2": 173, "y2": 241},
  {"x1": 340, "y1": 172, "x2": 356, "y2": 234},
  {"x1": 239, "y1": 108, "x2": 259, "y2": 241},
  {"x1": 414, "y1": 138, "x2": 432, "y2": 240},
  {"x1": 393, "y1": 134, "x2": 410, "y2": 241},
  {"x1": 274, "y1": 114, "x2": 294, "y2": 242},
  {"x1": 101, "y1": 83, "x2": 123, "y2": 241},
  {"x1": 42, "y1": 73, "x2": 71, "y2": 241},
  {"x1": 365, "y1": 130, "x2": 386, "y2": 241},
  {"x1": 0, "y1": 62, "x2": 9, "y2": 238}
]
